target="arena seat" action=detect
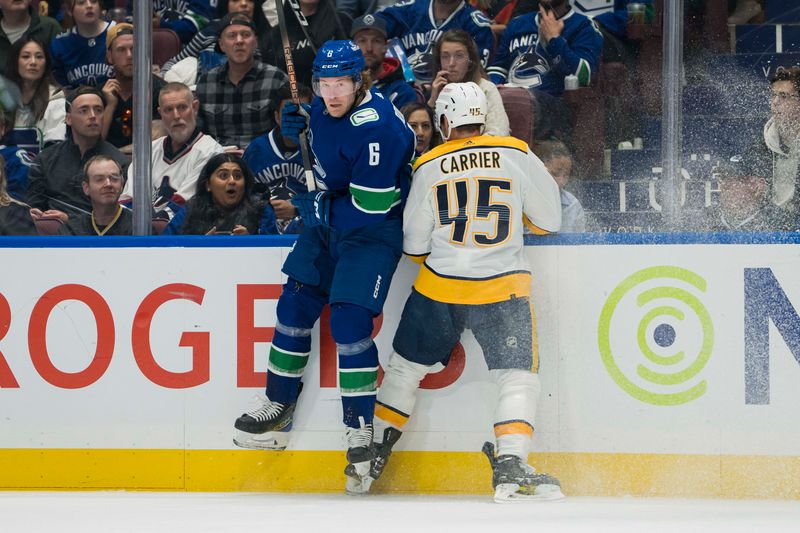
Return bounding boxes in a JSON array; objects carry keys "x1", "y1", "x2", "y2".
[
  {"x1": 152, "y1": 29, "x2": 182, "y2": 68},
  {"x1": 498, "y1": 86, "x2": 534, "y2": 146}
]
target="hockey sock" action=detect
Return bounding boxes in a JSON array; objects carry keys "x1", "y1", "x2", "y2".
[
  {"x1": 266, "y1": 320, "x2": 312, "y2": 404},
  {"x1": 331, "y1": 303, "x2": 380, "y2": 428},
  {"x1": 491, "y1": 369, "x2": 541, "y2": 460},
  {"x1": 374, "y1": 351, "x2": 432, "y2": 439}
]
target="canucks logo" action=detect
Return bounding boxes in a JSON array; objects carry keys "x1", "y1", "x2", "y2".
[
  {"x1": 409, "y1": 44, "x2": 435, "y2": 85},
  {"x1": 508, "y1": 45, "x2": 550, "y2": 88}
]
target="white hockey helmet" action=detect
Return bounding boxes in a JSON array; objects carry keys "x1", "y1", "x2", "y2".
[{"x1": 434, "y1": 81, "x2": 487, "y2": 140}]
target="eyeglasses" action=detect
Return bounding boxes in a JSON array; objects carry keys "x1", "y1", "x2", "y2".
[
  {"x1": 440, "y1": 52, "x2": 471, "y2": 65},
  {"x1": 771, "y1": 92, "x2": 800, "y2": 102}
]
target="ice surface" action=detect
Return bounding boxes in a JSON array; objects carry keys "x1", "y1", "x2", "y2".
[{"x1": 2, "y1": 492, "x2": 798, "y2": 533}]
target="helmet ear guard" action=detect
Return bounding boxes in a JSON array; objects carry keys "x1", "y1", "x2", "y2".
[{"x1": 434, "y1": 82, "x2": 487, "y2": 140}]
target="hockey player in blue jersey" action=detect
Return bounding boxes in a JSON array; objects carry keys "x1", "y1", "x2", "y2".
[
  {"x1": 487, "y1": 0, "x2": 603, "y2": 96},
  {"x1": 50, "y1": 0, "x2": 115, "y2": 88},
  {"x1": 375, "y1": 0, "x2": 494, "y2": 84},
  {"x1": 233, "y1": 40, "x2": 416, "y2": 494},
  {"x1": 242, "y1": 83, "x2": 313, "y2": 234}
]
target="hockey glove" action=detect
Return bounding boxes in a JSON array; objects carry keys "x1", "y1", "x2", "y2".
[
  {"x1": 291, "y1": 190, "x2": 332, "y2": 228},
  {"x1": 281, "y1": 102, "x2": 311, "y2": 144}
]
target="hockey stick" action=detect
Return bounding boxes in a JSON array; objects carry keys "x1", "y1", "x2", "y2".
[
  {"x1": 285, "y1": 0, "x2": 317, "y2": 55},
  {"x1": 275, "y1": 0, "x2": 316, "y2": 192}
]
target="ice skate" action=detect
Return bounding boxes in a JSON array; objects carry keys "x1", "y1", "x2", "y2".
[
  {"x1": 482, "y1": 442, "x2": 565, "y2": 503},
  {"x1": 344, "y1": 423, "x2": 375, "y2": 495},
  {"x1": 369, "y1": 427, "x2": 403, "y2": 483},
  {"x1": 233, "y1": 392, "x2": 299, "y2": 451}
]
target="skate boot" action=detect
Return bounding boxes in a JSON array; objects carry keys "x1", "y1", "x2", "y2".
[
  {"x1": 482, "y1": 442, "x2": 564, "y2": 503},
  {"x1": 344, "y1": 423, "x2": 375, "y2": 495},
  {"x1": 233, "y1": 387, "x2": 301, "y2": 450},
  {"x1": 369, "y1": 427, "x2": 403, "y2": 483}
]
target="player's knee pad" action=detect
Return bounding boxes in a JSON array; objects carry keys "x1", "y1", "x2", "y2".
[
  {"x1": 329, "y1": 303, "x2": 374, "y2": 345},
  {"x1": 491, "y1": 369, "x2": 541, "y2": 435},
  {"x1": 276, "y1": 279, "x2": 325, "y2": 331},
  {"x1": 375, "y1": 351, "x2": 432, "y2": 428}
]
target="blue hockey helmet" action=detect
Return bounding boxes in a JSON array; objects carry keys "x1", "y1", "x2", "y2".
[{"x1": 312, "y1": 40, "x2": 365, "y2": 82}]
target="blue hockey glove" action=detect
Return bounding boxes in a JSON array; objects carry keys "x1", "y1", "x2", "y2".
[
  {"x1": 281, "y1": 102, "x2": 311, "y2": 144},
  {"x1": 291, "y1": 191, "x2": 332, "y2": 228}
]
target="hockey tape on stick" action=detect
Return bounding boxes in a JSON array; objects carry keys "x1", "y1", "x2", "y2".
[{"x1": 275, "y1": 0, "x2": 316, "y2": 192}]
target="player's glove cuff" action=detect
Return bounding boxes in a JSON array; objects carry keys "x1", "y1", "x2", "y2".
[
  {"x1": 291, "y1": 190, "x2": 332, "y2": 228},
  {"x1": 281, "y1": 102, "x2": 311, "y2": 144}
]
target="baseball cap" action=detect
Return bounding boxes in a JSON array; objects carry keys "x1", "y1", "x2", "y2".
[
  {"x1": 350, "y1": 14, "x2": 387, "y2": 39},
  {"x1": 219, "y1": 11, "x2": 257, "y2": 33},
  {"x1": 106, "y1": 23, "x2": 133, "y2": 50}
]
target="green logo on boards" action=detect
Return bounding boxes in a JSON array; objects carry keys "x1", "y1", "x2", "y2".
[
  {"x1": 350, "y1": 108, "x2": 379, "y2": 126},
  {"x1": 597, "y1": 266, "x2": 714, "y2": 406}
]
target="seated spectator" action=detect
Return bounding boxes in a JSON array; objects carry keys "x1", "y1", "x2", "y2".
[
  {"x1": 163, "y1": 152, "x2": 277, "y2": 235},
  {"x1": 242, "y1": 82, "x2": 312, "y2": 234},
  {"x1": 0, "y1": 110, "x2": 34, "y2": 202},
  {"x1": 488, "y1": 0, "x2": 603, "y2": 96},
  {"x1": 376, "y1": 0, "x2": 494, "y2": 85},
  {"x1": 27, "y1": 86, "x2": 128, "y2": 222},
  {"x1": 533, "y1": 139, "x2": 585, "y2": 232},
  {"x1": 0, "y1": 153, "x2": 37, "y2": 235},
  {"x1": 427, "y1": 29, "x2": 509, "y2": 136},
  {"x1": 4, "y1": 35, "x2": 66, "y2": 152},
  {"x1": 196, "y1": 11, "x2": 288, "y2": 150},
  {"x1": 161, "y1": 0, "x2": 269, "y2": 88},
  {"x1": 50, "y1": 0, "x2": 116, "y2": 88},
  {"x1": 751, "y1": 67, "x2": 800, "y2": 229},
  {"x1": 401, "y1": 102, "x2": 439, "y2": 155},
  {"x1": 121, "y1": 81, "x2": 224, "y2": 219},
  {"x1": 692, "y1": 155, "x2": 788, "y2": 232},
  {"x1": 260, "y1": 0, "x2": 350, "y2": 88},
  {"x1": 351, "y1": 14, "x2": 417, "y2": 110},
  {"x1": 59, "y1": 154, "x2": 131, "y2": 235},
  {"x1": 100, "y1": 23, "x2": 165, "y2": 154},
  {"x1": 0, "y1": 0, "x2": 60, "y2": 78},
  {"x1": 148, "y1": 0, "x2": 217, "y2": 44}
]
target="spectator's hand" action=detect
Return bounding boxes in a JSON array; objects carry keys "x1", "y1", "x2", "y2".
[
  {"x1": 281, "y1": 102, "x2": 311, "y2": 144},
  {"x1": 36, "y1": 209, "x2": 68, "y2": 223},
  {"x1": 538, "y1": 6, "x2": 565, "y2": 44},
  {"x1": 101, "y1": 78, "x2": 121, "y2": 107},
  {"x1": 428, "y1": 70, "x2": 450, "y2": 108},
  {"x1": 205, "y1": 226, "x2": 218, "y2": 235},
  {"x1": 232, "y1": 224, "x2": 249, "y2": 235},
  {"x1": 270, "y1": 198, "x2": 297, "y2": 219},
  {"x1": 120, "y1": 144, "x2": 133, "y2": 155},
  {"x1": 291, "y1": 190, "x2": 331, "y2": 228}
]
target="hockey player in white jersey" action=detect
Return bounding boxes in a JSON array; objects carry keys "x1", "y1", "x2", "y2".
[{"x1": 364, "y1": 82, "x2": 565, "y2": 502}]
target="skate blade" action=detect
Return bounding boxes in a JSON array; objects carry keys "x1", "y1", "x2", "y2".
[
  {"x1": 493, "y1": 483, "x2": 566, "y2": 503},
  {"x1": 344, "y1": 461, "x2": 374, "y2": 495},
  {"x1": 345, "y1": 473, "x2": 373, "y2": 496},
  {"x1": 233, "y1": 429, "x2": 290, "y2": 451}
]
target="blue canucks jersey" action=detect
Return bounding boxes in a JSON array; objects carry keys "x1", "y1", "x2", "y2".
[
  {"x1": 128, "y1": 1, "x2": 215, "y2": 43},
  {"x1": 1, "y1": 144, "x2": 35, "y2": 202},
  {"x1": 488, "y1": 9, "x2": 603, "y2": 95},
  {"x1": 242, "y1": 128, "x2": 307, "y2": 195},
  {"x1": 376, "y1": 0, "x2": 494, "y2": 84},
  {"x1": 307, "y1": 89, "x2": 415, "y2": 230},
  {"x1": 50, "y1": 22, "x2": 116, "y2": 88}
]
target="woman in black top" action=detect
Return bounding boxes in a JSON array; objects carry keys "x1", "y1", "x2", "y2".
[{"x1": 164, "y1": 153, "x2": 277, "y2": 235}]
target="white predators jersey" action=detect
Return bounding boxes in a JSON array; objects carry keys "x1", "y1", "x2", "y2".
[
  {"x1": 405, "y1": 135, "x2": 561, "y2": 305},
  {"x1": 121, "y1": 131, "x2": 224, "y2": 208}
]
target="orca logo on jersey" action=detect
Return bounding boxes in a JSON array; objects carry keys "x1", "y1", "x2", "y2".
[{"x1": 350, "y1": 108, "x2": 379, "y2": 126}]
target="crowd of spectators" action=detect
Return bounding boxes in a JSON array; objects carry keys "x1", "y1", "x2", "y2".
[{"x1": 0, "y1": 0, "x2": 798, "y2": 237}]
